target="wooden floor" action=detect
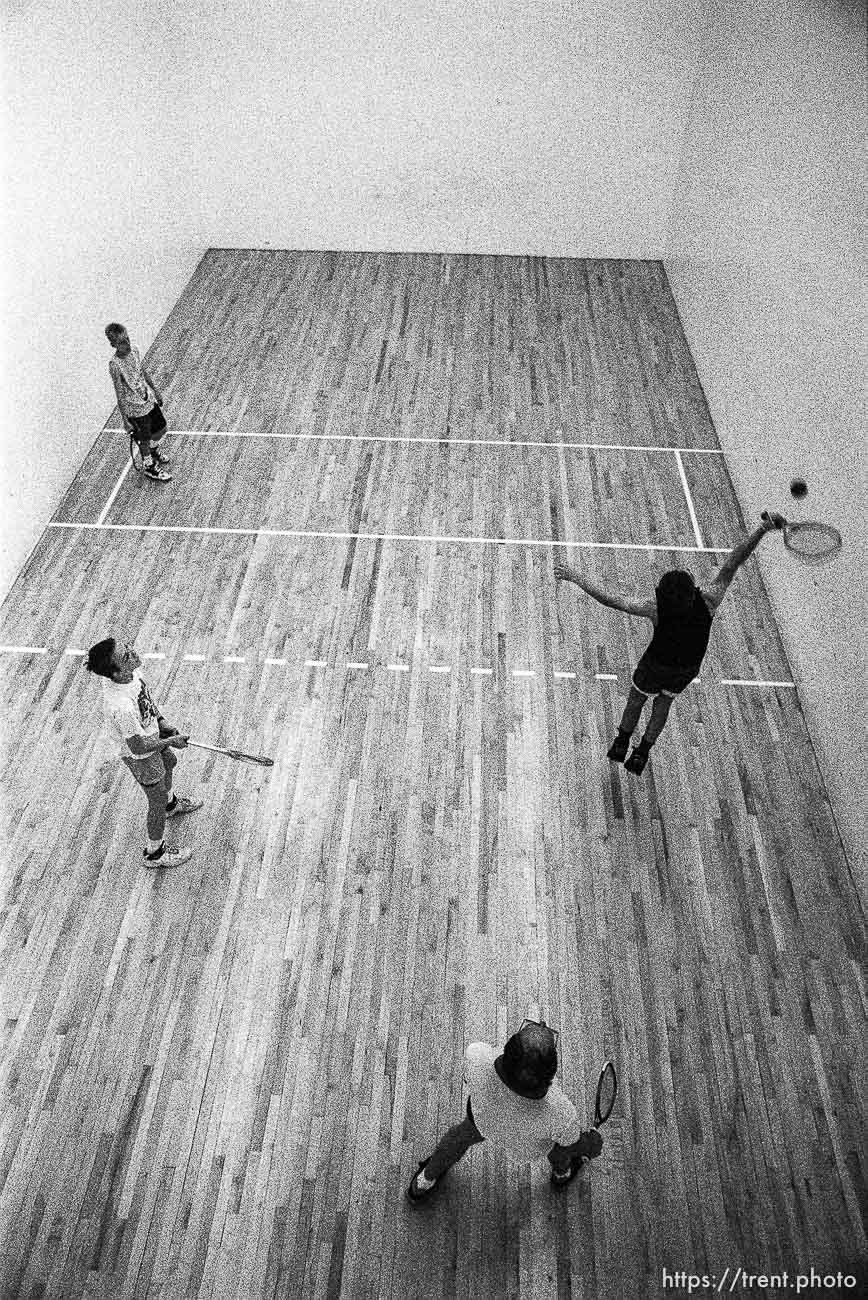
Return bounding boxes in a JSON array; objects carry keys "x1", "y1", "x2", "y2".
[{"x1": 0, "y1": 253, "x2": 864, "y2": 1299}]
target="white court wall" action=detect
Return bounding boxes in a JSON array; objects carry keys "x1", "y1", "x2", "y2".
[
  {"x1": 1, "y1": 0, "x2": 707, "y2": 598},
  {"x1": 1, "y1": 2, "x2": 202, "y2": 600},
  {"x1": 665, "y1": 0, "x2": 867, "y2": 874}
]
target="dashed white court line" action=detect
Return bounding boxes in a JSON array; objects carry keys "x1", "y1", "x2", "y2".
[
  {"x1": 0, "y1": 644, "x2": 797, "y2": 688},
  {"x1": 719, "y1": 678, "x2": 797, "y2": 688},
  {"x1": 673, "y1": 450, "x2": 705, "y2": 550},
  {"x1": 46, "y1": 521, "x2": 730, "y2": 554},
  {"x1": 122, "y1": 428, "x2": 727, "y2": 456}
]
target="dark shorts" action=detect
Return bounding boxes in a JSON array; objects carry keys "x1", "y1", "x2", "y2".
[
  {"x1": 121, "y1": 746, "x2": 177, "y2": 788},
  {"x1": 129, "y1": 405, "x2": 167, "y2": 444},
  {"x1": 632, "y1": 651, "x2": 699, "y2": 698}
]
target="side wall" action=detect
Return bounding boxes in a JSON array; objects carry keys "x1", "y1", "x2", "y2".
[{"x1": 665, "y1": 0, "x2": 867, "y2": 874}]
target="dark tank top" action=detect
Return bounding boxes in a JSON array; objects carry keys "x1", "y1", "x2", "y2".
[{"x1": 646, "y1": 590, "x2": 713, "y2": 674}]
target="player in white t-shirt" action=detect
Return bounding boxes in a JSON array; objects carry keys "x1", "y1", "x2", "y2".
[
  {"x1": 407, "y1": 1020, "x2": 603, "y2": 1202},
  {"x1": 86, "y1": 636, "x2": 203, "y2": 868}
]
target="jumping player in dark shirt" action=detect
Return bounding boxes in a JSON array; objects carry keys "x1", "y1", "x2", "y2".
[{"x1": 554, "y1": 513, "x2": 785, "y2": 774}]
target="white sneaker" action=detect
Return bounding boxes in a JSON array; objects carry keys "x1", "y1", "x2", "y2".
[
  {"x1": 143, "y1": 845, "x2": 192, "y2": 869},
  {"x1": 166, "y1": 795, "x2": 203, "y2": 818}
]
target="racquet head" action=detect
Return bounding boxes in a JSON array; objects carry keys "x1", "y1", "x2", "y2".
[
  {"x1": 782, "y1": 520, "x2": 842, "y2": 565},
  {"x1": 129, "y1": 435, "x2": 146, "y2": 474},
  {"x1": 226, "y1": 749, "x2": 274, "y2": 766},
  {"x1": 594, "y1": 1060, "x2": 617, "y2": 1127}
]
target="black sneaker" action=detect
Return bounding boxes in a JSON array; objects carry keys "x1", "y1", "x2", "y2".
[
  {"x1": 143, "y1": 462, "x2": 172, "y2": 482},
  {"x1": 606, "y1": 732, "x2": 630, "y2": 763},
  {"x1": 406, "y1": 1159, "x2": 439, "y2": 1203}
]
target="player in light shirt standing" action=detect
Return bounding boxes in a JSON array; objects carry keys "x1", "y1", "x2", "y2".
[{"x1": 86, "y1": 636, "x2": 202, "y2": 868}]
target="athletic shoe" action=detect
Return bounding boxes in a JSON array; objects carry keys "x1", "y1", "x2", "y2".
[
  {"x1": 606, "y1": 732, "x2": 630, "y2": 763},
  {"x1": 143, "y1": 463, "x2": 172, "y2": 482},
  {"x1": 153, "y1": 448, "x2": 172, "y2": 465},
  {"x1": 143, "y1": 846, "x2": 192, "y2": 869},
  {"x1": 166, "y1": 795, "x2": 203, "y2": 818},
  {"x1": 406, "y1": 1159, "x2": 439, "y2": 1202},
  {"x1": 550, "y1": 1154, "x2": 588, "y2": 1188},
  {"x1": 624, "y1": 746, "x2": 650, "y2": 775}
]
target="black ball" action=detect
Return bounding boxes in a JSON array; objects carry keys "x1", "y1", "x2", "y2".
[{"x1": 790, "y1": 479, "x2": 808, "y2": 499}]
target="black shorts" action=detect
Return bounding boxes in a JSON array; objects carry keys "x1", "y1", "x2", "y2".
[
  {"x1": 632, "y1": 651, "x2": 699, "y2": 697},
  {"x1": 129, "y1": 405, "x2": 167, "y2": 444}
]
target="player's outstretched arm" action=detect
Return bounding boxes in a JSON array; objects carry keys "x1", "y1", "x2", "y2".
[
  {"x1": 704, "y1": 513, "x2": 784, "y2": 611},
  {"x1": 554, "y1": 563, "x2": 655, "y2": 620}
]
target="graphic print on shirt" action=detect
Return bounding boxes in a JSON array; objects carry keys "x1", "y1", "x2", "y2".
[{"x1": 136, "y1": 677, "x2": 159, "y2": 729}]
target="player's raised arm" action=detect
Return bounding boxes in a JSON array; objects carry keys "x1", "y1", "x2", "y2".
[
  {"x1": 703, "y1": 513, "x2": 784, "y2": 612},
  {"x1": 554, "y1": 563, "x2": 656, "y2": 620}
]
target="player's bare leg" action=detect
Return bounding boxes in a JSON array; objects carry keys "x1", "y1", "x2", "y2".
[
  {"x1": 625, "y1": 693, "x2": 674, "y2": 774},
  {"x1": 608, "y1": 685, "x2": 647, "y2": 762}
]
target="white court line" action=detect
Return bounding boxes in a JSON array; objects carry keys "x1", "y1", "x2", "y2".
[
  {"x1": 0, "y1": 644, "x2": 46, "y2": 654},
  {"x1": 182, "y1": 654, "x2": 206, "y2": 662},
  {"x1": 266, "y1": 657, "x2": 289, "y2": 666},
  {"x1": 673, "y1": 450, "x2": 705, "y2": 550},
  {"x1": 303, "y1": 659, "x2": 325, "y2": 667},
  {"x1": 141, "y1": 652, "x2": 166, "y2": 659},
  {"x1": 720, "y1": 678, "x2": 795, "y2": 687},
  {"x1": 429, "y1": 665, "x2": 451, "y2": 673},
  {"x1": 116, "y1": 428, "x2": 726, "y2": 456},
  {"x1": 346, "y1": 661, "x2": 369, "y2": 669},
  {"x1": 47, "y1": 522, "x2": 730, "y2": 554},
  {"x1": 223, "y1": 656, "x2": 246, "y2": 664},
  {"x1": 470, "y1": 667, "x2": 493, "y2": 675},
  {"x1": 386, "y1": 663, "x2": 409, "y2": 672},
  {"x1": 554, "y1": 670, "x2": 576, "y2": 679},
  {"x1": 96, "y1": 459, "x2": 133, "y2": 527},
  {"x1": 595, "y1": 673, "x2": 618, "y2": 681},
  {"x1": 512, "y1": 670, "x2": 536, "y2": 678},
  {"x1": 65, "y1": 648, "x2": 85, "y2": 656}
]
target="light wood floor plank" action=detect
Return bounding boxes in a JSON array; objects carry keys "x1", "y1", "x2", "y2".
[{"x1": 1, "y1": 252, "x2": 863, "y2": 1300}]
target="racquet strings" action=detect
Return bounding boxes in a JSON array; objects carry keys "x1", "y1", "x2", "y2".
[{"x1": 784, "y1": 521, "x2": 842, "y2": 563}]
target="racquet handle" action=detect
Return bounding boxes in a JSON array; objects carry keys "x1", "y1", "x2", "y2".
[{"x1": 761, "y1": 511, "x2": 787, "y2": 530}]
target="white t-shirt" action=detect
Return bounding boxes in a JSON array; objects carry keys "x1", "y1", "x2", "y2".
[
  {"x1": 102, "y1": 670, "x2": 160, "y2": 759},
  {"x1": 463, "y1": 1042, "x2": 584, "y2": 1161}
]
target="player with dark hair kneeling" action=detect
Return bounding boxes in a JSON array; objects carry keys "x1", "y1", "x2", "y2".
[
  {"x1": 86, "y1": 637, "x2": 202, "y2": 868},
  {"x1": 407, "y1": 1020, "x2": 602, "y2": 1202},
  {"x1": 555, "y1": 514, "x2": 785, "y2": 774}
]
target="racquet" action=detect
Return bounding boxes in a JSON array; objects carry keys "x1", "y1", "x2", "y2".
[
  {"x1": 761, "y1": 512, "x2": 842, "y2": 565},
  {"x1": 187, "y1": 740, "x2": 274, "y2": 767},
  {"x1": 129, "y1": 433, "x2": 146, "y2": 474},
  {"x1": 592, "y1": 1060, "x2": 618, "y2": 1130}
]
